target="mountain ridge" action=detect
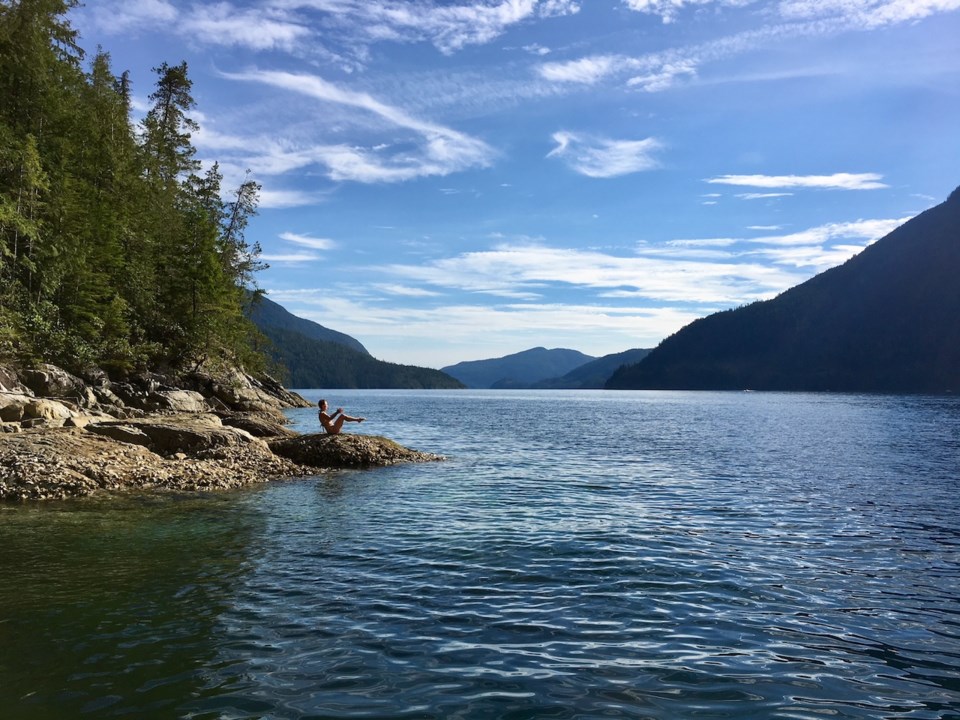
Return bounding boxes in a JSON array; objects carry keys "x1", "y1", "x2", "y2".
[
  {"x1": 608, "y1": 187, "x2": 960, "y2": 393},
  {"x1": 249, "y1": 296, "x2": 370, "y2": 355},
  {"x1": 248, "y1": 299, "x2": 463, "y2": 389},
  {"x1": 442, "y1": 347, "x2": 596, "y2": 389}
]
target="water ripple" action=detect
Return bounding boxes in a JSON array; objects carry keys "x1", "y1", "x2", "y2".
[{"x1": 3, "y1": 391, "x2": 960, "y2": 718}]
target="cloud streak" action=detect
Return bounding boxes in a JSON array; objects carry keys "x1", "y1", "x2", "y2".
[
  {"x1": 706, "y1": 173, "x2": 888, "y2": 190},
  {"x1": 280, "y1": 232, "x2": 337, "y2": 250},
  {"x1": 547, "y1": 132, "x2": 664, "y2": 178},
  {"x1": 272, "y1": 0, "x2": 579, "y2": 55},
  {"x1": 372, "y1": 214, "x2": 909, "y2": 304},
  {"x1": 224, "y1": 69, "x2": 496, "y2": 183}
]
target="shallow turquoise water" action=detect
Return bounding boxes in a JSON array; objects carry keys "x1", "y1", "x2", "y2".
[{"x1": 2, "y1": 390, "x2": 959, "y2": 719}]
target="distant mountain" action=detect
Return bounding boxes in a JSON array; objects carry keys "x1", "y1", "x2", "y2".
[
  {"x1": 249, "y1": 295, "x2": 369, "y2": 355},
  {"x1": 608, "y1": 186, "x2": 960, "y2": 393},
  {"x1": 533, "y1": 348, "x2": 652, "y2": 389},
  {"x1": 442, "y1": 347, "x2": 595, "y2": 389}
]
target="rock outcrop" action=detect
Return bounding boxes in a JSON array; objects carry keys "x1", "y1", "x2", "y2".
[
  {"x1": 0, "y1": 425, "x2": 307, "y2": 501},
  {"x1": 270, "y1": 433, "x2": 444, "y2": 468},
  {"x1": 0, "y1": 363, "x2": 443, "y2": 502}
]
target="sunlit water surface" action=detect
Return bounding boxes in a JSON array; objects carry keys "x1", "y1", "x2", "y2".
[{"x1": 2, "y1": 390, "x2": 959, "y2": 719}]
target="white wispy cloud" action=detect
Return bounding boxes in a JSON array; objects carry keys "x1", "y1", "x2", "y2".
[
  {"x1": 745, "y1": 217, "x2": 910, "y2": 246},
  {"x1": 258, "y1": 188, "x2": 325, "y2": 208},
  {"x1": 547, "y1": 131, "x2": 664, "y2": 178},
  {"x1": 623, "y1": 0, "x2": 755, "y2": 23},
  {"x1": 182, "y1": 4, "x2": 310, "y2": 51},
  {"x1": 535, "y1": 28, "x2": 785, "y2": 91},
  {"x1": 81, "y1": 0, "x2": 579, "y2": 56},
  {"x1": 623, "y1": 0, "x2": 960, "y2": 27},
  {"x1": 273, "y1": 0, "x2": 576, "y2": 55},
  {"x1": 260, "y1": 252, "x2": 324, "y2": 264},
  {"x1": 539, "y1": 0, "x2": 582, "y2": 17},
  {"x1": 539, "y1": 1, "x2": 960, "y2": 96},
  {"x1": 750, "y1": 243, "x2": 871, "y2": 269},
  {"x1": 82, "y1": 0, "x2": 178, "y2": 33},
  {"x1": 224, "y1": 68, "x2": 496, "y2": 183},
  {"x1": 375, "y1": 284, "x2": 443, "y2": 297},
  {"x1": 737, "y1": 192, "x2": 794, "y2": 199},
  {"x1": 626, "y1": 59, "x2": 699, "y2": 91},
  {"x1": 367, "y1": 214, "x2": 906, "y2": 305},
  {"x1": 778, "y1": 0, "x2": 960, "y2": 28},
  {"x1": 707, "y1": 173, "x2": 888, "y2": 190},
  {"x1": 378, "y1": 242, "x2": 804, "y2": 304},
  {"x1": 538, "y1": 55, "x2": 620, "y2": 83},
  {"x1": 280, "y1": 232, "x2": 337, "y2": 250}
]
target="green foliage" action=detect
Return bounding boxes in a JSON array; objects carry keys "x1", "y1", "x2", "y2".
[{"x1": 0, "y1": 4, "x2": 268, "y2": 374}]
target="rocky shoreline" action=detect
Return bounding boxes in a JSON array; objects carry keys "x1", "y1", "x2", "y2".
[{"x1": 0, "y1": 364, "x2": 443, "y2": 502}]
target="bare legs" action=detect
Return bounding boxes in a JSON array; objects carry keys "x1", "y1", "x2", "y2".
[{"x1": 322, "y1": 410, "x2": 366, "y2": 435}]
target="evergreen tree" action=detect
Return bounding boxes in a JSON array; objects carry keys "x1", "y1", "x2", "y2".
[{"x1": 0, "y1": 4, "x2": 270, "y2": 376}]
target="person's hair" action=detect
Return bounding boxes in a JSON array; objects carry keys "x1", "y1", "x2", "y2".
[{"x1": 318, "y1": 399, "x2": 326, "y2": 407}]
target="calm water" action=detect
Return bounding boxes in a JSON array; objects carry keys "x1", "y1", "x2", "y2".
[{"x1": 2, "y1": 390, "x2": 959, "y2": 719}]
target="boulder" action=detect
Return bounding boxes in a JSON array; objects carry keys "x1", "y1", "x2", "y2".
[
  {"x1": 109, "y1": 382, "x2": 150, "y2": 410},
  {"x1": 268, "y1": 433, "x2": 443, "y2": 468},
  {"x1": 86, "y1": 423, "x2": 152, "y2": 447},
  {"x1": 221, "y1": 414, "x2": 297, "y2": 438},
  {"x1": 92, "y1": 385, "x2": 126, "y2": 409},
  {"x1": 147, "y1": 390, "x2": 209, "y2": 413},
  {"x1": 86, "y1": 423, "x2": 150, "y2": 447},
  {"x1": 91, "y1": 414, "x2": 265, "y2": 456},
  {"x1": 210, "y1": 382, "x2": 279, "y2": 413},
  {"x1": 0, "y1": 366, "x2": 28, "y2": 394},
  {"x1": 65, "y1": 415, "x2": 98, "y2": 429},
  {"x1": 184, "y1": 369, "x2": 312, "y2": 411},
  {"x1": 24, "y1": 398, "x2": 74, "y2": 421},
  {"x1": 251, "y1": 373, "x2": 313, "y2": 408},
  {"x1": 0, "y1": 393, "x2": 32, "y2": 422},
  {"x1": 20, "y1": 364, "x2": 91, "y2": 405}
]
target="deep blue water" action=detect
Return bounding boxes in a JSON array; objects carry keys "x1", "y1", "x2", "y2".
[{"x1": 1, "y1": 389, "x2": 959, "y2": 719}]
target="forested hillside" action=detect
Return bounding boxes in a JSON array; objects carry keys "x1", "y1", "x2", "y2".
[
  {"x1": 608, "y1": 187, "x2": 960, "y2": 393},
  {"x1": 258, "y1": 326, "x2": 464, "y2": 390},
  {"x1": 249, "y1": 295, "x2": 370, "y2": 356},
  {"x1": 0, "y1": 1, "x2": 266, "y2": 375}
]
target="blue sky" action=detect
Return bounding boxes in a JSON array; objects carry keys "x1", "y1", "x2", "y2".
[{"x1": 72, "y1": 0, "x2": 960, "y2": 368}]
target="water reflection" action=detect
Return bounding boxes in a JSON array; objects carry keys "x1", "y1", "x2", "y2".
[{"x1": 0, "y1": 494, "x2": 265, "y2": 719}]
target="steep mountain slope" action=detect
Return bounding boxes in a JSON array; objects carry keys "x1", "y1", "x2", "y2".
[
  {"x1": 249, "y1": 295, "x2": 369, "y2": 355},
  {"x1": 608, "y1": 187, "x2": 960, "y2": 393},
  {"x1": 258, "y1": 326, "x2": 463, "y2": 390},
  {"x1": 442, "y1": 347, "x2": 595, "y2": 389}
]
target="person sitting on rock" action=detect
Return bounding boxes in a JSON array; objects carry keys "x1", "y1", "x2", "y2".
[{"x1": 318, "y1": 399, "x2": 365, "y2": 435}]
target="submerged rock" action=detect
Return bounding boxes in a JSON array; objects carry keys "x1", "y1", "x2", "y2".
[{"x1": 269, "y1": 433, "x2": 444, "y2": 468}]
